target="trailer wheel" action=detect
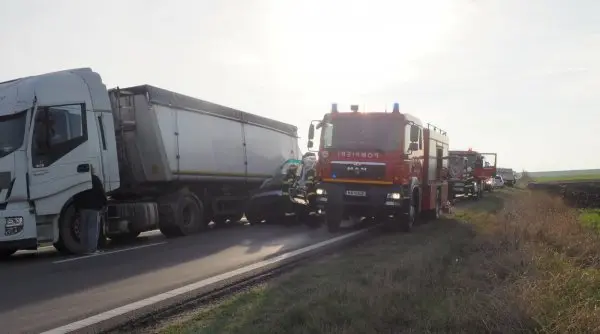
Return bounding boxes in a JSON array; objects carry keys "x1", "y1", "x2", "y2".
[
  {"x1": 159, "y1": 191, "x2": 206, "y2": 237},
  {"x1": 326, "y1": 207, "x2": 343, "y2": 233},
  {"x1": 0, "y1": 249, "x2": 17, "y2": 259},
  {"x1": 175, "y1": 194, "x2": 204, "y2": 235}
]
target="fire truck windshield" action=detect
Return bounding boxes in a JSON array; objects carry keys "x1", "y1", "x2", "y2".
[
  {"x1": 322, "y1": 117, "x2": 401, "y2": 151},
  {"x1": 451, "y1": 153, "x2": 477, "y2": 168}
]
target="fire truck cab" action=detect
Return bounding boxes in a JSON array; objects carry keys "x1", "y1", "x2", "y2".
[
  {"x1": 447, "y1": 149, "x2": 497, "y2": 200},
  {"x1": 307, "y1": 103, "x2": 450, "y2": 232}
]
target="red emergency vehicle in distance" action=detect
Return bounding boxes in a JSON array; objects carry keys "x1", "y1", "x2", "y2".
[
  {"x1": 447, "y1": 149, "x2": 497, "y2": 199},
  {"x1": 306, "y1": 103, "x2": 450, "y2": 233}
]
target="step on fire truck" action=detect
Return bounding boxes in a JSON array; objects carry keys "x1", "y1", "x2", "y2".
[
  {"x1": 447, "y1": 149, "x2": 497, "y2": 200},
  {"x1": 306, "y1": 103, "x2": 450, "y2": 233}
]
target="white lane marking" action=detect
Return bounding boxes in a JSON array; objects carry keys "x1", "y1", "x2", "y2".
[
  {"x1": 40, "y1": 228, "x2": 370, "y2": 334},
  {"x1": 52, "y1": 242, "x2": 167, "y2": 264}
]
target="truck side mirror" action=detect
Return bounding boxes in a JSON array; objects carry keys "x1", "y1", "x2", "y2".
[
  {"x1": 408, "y1": 142, "x2": 419, "y2": 152},
  {"x1": 308, "y1": 124, "x2": 315, "y2": 140},
  {"x1": 307, "y1": 140, "x2": 313, "y2": 149},
  {"x1": 409, "y1": 125, "x2": 419, "y2": 142}
]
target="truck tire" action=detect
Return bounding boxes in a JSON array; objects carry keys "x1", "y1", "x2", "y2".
[
  {"x1": 423, "y1": 190, "x2": 441, "y2": 222},
  {"x1": 0, "y1": 249, "x2": 17, "y2": 259},
  {"x1": 159, "y1": 191, "x2": 205, "y2": 237},
  {"x1": 54, "y1": 203, "x2": 88, "y2": 255},
  {"x1": 326, "y1": 208, "x2": 343, "y2": 233},
  {"x1": 398, "y1": 197, "x2": 417, "y2": 232},
  {"x1": 176, "y1": 193, "x2": 205, "y2": 235}
]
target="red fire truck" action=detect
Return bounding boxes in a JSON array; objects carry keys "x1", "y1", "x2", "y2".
[
  {"x1": 447, "y1": 149, "x2": 497, "y2": 200},
  {"x1": 306, "y1": 103, "x2": 450, "y2": 233}
]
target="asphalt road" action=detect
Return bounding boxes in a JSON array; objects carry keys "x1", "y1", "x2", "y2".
[{"x1": 0, "y1": 222, "x2": 358, "y2": 334}]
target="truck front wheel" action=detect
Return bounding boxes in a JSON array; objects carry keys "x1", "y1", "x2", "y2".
[
  {"x1": 54, "y1": 203, "x2": 88, "y2": 255},
  {"x1": 398, "y1": 197, "x2": 417, "y2": 232}
]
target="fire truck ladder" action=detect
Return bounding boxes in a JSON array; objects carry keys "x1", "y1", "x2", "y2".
[{"x1": 427, "y1": 123, "x2": 447, "y2": 136}]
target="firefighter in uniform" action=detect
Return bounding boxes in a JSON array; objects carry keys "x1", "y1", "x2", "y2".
[
  {"x1": 281, "y1": 162, "x2": 299, "y2": 216},
  {"x1": 301, "y1": 153, "x2": 318, "y2": 206}
]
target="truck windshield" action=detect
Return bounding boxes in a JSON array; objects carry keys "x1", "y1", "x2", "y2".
[
  {"x1": 0, "y1": 110, "x2": 27, "y2": 158},
  {"x1": 451, "y1": 153, "x2": 477, "y2": 167},
  {"x1": 322, "y1": 117, "x2": 401, "y2": 151}
]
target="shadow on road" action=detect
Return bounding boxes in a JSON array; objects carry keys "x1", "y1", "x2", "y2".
[{"x1": 0, "y1": 217, "x2": 359, "y2": 319}]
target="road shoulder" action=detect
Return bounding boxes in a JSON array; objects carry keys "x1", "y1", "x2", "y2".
[{"x1": 151, "y1": 189, "x2": 600, "y2": 334}]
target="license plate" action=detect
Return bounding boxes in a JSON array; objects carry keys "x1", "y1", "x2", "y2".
[{"x1": 345, "y1": 190, "x2": 367, "y2": 197}]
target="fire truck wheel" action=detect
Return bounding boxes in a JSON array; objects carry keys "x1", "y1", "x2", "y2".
[
  {"x1": 398, "y1": 198, "x2": 416, "y2": 232},
  {"x1": 326, "y1": 208, "x2": 343, "y2": 233},
  {"x1": 423, "y1": 190, "x2": 442, "y2": 222}
]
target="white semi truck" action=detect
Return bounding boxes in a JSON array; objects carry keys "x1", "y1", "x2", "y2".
[{"x1": 0, "y1": 68, "x2": 300, "y2": 257}]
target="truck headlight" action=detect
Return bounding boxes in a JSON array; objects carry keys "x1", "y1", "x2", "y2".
[
  {"x1": 316, "y1": 188, "x2": 326, "y2": 195},
  {"x1": 387, "y1": 193, "x2": 401, "y2": 200},
  {"x1": 5, "y1": 216, "x2": 24, "y2": 236},
  {"x1": 6, "y1": 217, "x2": 24, "y2": 228}
]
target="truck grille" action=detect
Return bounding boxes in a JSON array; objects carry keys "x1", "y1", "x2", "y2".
[{"x1": 330, "y1": 162, "x2": 386, "y2": 180}]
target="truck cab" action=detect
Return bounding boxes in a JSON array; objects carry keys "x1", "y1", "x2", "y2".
[
  {"x1": 0, "y1": 68, "x2": 119, "y2": 257},
  {"x1": 447, "y1": 149, "x2": 497, "y2": 199},
  {"x1": 307, "y1": 103, "x2": 449, "y2": 232}
]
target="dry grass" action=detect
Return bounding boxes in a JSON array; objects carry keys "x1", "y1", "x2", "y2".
[{"x1": 158, "y1": 190, "x2": 600, "y2": 334}]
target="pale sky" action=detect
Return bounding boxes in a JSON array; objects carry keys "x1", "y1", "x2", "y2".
[{"x1": 1, "y1": 0, "x2": 598, "y2": 172}]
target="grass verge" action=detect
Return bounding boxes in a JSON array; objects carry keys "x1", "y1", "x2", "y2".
[
  {"x1": 580, "y1": 209, "x2": 600, "y2": 231},
  {"x1": 156, "y1": 190, "x2": 600, "y2": 334},
  {"x1": 533, "y1": 174, "x2": 600, "y2": 183}
]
